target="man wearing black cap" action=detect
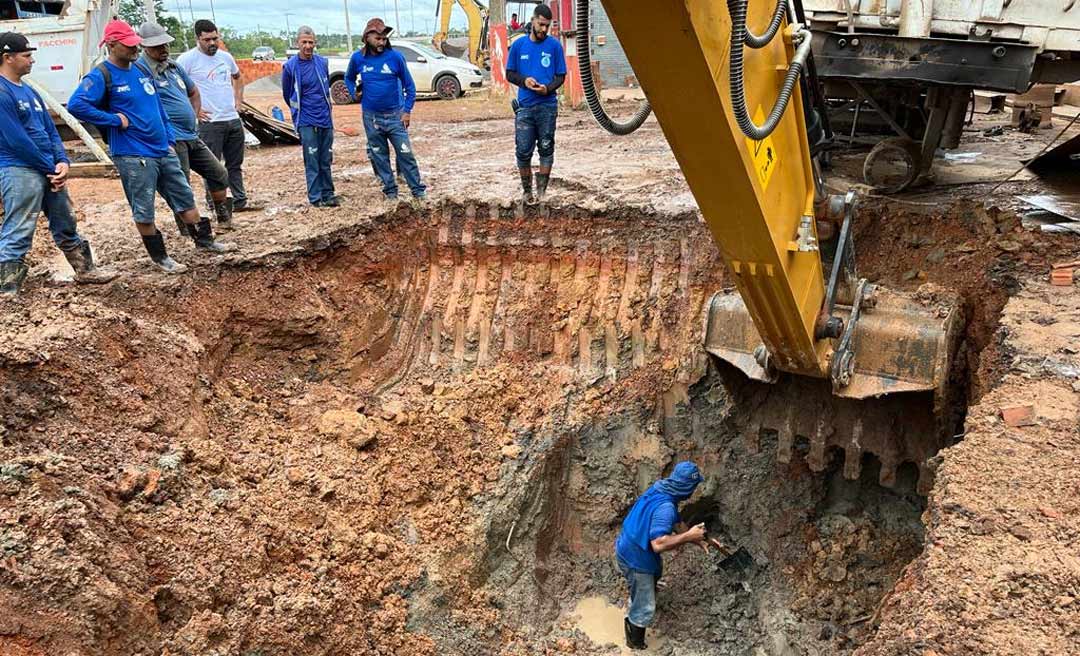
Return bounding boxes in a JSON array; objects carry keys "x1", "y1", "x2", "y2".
[
  {"x1": 343, "y1": 18, "x2": 427, "y2": 205},
  {"x1": 137, "y1": 21, "x2": 235, "y2": 235},
  {"x1": 0, "y1": 32, "x2": 117, "y2": 295}
]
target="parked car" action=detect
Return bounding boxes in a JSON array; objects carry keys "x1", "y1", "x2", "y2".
[
  {"x1": 328, "y1": 41, "x2": 484, "y2": 105},
  {"x1": 252, "y1": 46, "x2": 275, "y2": 61}
]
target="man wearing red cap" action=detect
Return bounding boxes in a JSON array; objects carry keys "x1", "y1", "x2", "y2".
[
  {"x1": 68, "y1": 19, "x2": 233, "y2": 274},
  {"x1": 0, "y1": 31, "x2": 117, "y2": 295},
  {"x1": 344, "y1": 18, "x2": 427, "y2": 205}
]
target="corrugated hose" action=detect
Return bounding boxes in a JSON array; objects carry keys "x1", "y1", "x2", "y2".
[{"x1": 576, "y1": 0, "x2": 652, "y2": 135}]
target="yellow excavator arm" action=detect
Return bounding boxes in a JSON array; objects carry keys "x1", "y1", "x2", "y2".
[
  {"x1": 593, "y1": 0, "x2": 958, "y2": 400},
  {"x1": 433, "y1": 0, "x2": 489, "y2": 69}
]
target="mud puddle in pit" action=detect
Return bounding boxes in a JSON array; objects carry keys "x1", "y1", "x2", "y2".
[{"x1": 0, "y1": 201, "x2": 992, "y2": 656}]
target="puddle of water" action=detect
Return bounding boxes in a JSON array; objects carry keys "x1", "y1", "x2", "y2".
[{"x1": 571, "y1": 595, "x2": 667, "y2": 655}]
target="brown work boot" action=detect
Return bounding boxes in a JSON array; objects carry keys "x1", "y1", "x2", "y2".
[{"x1": 63, "y1": 241, "x2": 119, "y2": 284}]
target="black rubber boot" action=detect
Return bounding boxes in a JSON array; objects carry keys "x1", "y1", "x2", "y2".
[
  {"x1": 625, "y1": 618, "x2": 647, "y2": 650},
  {"x1": 521, "y1": 171, "x2": 536, "y2": 206},
  {"x1": 0, "y1": 261, "x2": 29, "y2": 296},
  {"x1": 63, "y1": 240, "x2": 118, "y2": 284},
  {"x1": 173, "y1": 213, "x2": 190, "y2": 237},
  {"x1": 535, "y1": 173, "x2": 550, "y2": 204},
  {"x1": 192, "y1": 217, "x2": 236, "y2": 253},
  {"x1": 213, "y1": 197, "x2": 234, "y2": 232},
  {"x1": 141, "y1": 231, "x2": 188, "y2": 274}
]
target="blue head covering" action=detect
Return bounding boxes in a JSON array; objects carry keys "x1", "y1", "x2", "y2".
[{"x1": 652, "y1": 461, "x2": 703, "y2": 500}]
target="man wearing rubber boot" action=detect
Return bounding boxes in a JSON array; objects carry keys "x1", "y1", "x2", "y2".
[
  {"x1": 136, "y1": 22, "x2": 235, "y2": 235},
  {"x1": 68, "y1": 19, "x2": 234, "y2": 274},
  {"x1": 343, "y1": 18, "x2": 427, "y2": 206},
  {"x1": 506, "y1": 4, "x2": 565, "y2": 205},
  {"x1": 614, "y1": 461, "x2": 710, "y2": 649},
  {"x1": 0, "y1": 32, "x2": 117, "y2": 295}
]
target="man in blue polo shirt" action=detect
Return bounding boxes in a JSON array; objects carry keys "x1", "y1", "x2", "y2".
[
  {"x1": 282, "y1": 26, "x2": 340, "y2": 208},
  {"x1": 614, "y1": 461, "x2": 712, "y2": 649},
  {"x1": 136, "y1": 21, "x2": 234, "y2": 235},
  {"x1": 68, "y1": 19, "x2": 232, "y2": 274},
  {"x1": 506, "y1": 4, "x2": 566, "y2": 205},
  {"x1": 0, "y1": 31, "x2": 117, "y2": 295},
  {"x1": 344, "y1": 18, "x2": 427, "y2": 205}
]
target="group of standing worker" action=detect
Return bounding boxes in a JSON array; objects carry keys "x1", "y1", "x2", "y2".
[{"x1": 0, "y1": 4, "x2": 565, "y2": 295}]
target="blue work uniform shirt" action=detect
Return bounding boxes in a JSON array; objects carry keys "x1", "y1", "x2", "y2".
[
  {"x1": 615, "y1": 496, "x2": 679, "y2": 576},
  {"x1": 0, "y1": 77, "x2": 68, "y2": 175},
  {"x1": 67, "y1": 60, "x2": 175, "y2": 158},
  {"x1": 140, "y1": 55, "x2": 199, "y2": 141},
  {"x1": 343, "y1": 47, "x2": 416, "y2": 114},
  {"x1": 282, "y1": 55, "x2": 332, "y2": 129},
  {"x1": 507, "y1": 34, "x2": 566, "y2": 108}
]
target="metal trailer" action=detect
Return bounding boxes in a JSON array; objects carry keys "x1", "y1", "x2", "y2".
[
  {"x1": 0, "y1": 0, "x2": 117, "y2": 173},
  {"x1": 801, "y1": 0, "x2": 1080, "y2": 190}
]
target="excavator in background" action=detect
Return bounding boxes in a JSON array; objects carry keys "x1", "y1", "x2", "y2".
[
  {"x1": 433, "y1": 0, "x2": 490, "y2": 69},
  {"x1": 577, "y1": 0, "x2": 963, "y2": 492}
]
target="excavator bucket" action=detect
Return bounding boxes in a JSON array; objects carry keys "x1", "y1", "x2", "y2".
[{"x1": 704, "y1": 287, "x2": 961, "y2": 400}]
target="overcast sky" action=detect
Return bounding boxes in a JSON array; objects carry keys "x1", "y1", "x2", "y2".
[{"x1": 164, "y1": 0, "x2": 473, "y2": 35}]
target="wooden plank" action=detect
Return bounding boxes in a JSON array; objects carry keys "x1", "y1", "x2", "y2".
[{"x1": 68, "y1": 161, "x2": 116, "y2": 178}]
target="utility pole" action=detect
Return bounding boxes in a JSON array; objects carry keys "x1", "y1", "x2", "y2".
[
  {"x1": 393, "y1": 0, "x2": 401, "y2": 34},
  {"x1": 410, "y1": 0, "x2": 414, "y2": 35},
  {"x1": 208, "y1": 0, "x2": 217, "y2": 24},
  {"x1": 175, "y1": 0, "x2": 190, "y2": 47},
  {"x1": 143, "y1": 0, "x2": 156, "y2": 21},
  {"x1": 284, "y1": 13, "x2": 294, "y2": 41},
  {"x1": 343, "y1": 0, "x2": 353, "y2": 52}
]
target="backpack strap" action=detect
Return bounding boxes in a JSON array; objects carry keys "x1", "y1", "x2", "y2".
[{"x1": 94, "y1": 61, "x2": 112, "y2": 108}]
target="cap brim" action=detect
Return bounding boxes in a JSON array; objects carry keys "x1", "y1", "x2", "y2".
[
  {"x1": 116, "y1": 35, "x2": 142, "y2": 46},
  {"x1": 141, "y1": 35, "x2": 173, "y2": 47}
]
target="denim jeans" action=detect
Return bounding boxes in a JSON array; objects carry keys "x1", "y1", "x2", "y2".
[
  {"x1": 515, "y1": 103, "x2": 558, "y2": 169},
  {"x1": 199, "y1": 118, "x2": 247, "y2": 203},
  {"x1": 299, "y1": 126, "x2": 335, "y2": 204},
  {"x1": 617, "y1": 556, "x2": 658, "y2": 628},
  {"x1": 362, "y1": 110, "x2": 425, "y2": 199},
  {"x1": 0, "y1": 166, "x2": 83, "y2": 263},
  {"x1": 113, "y1": 153, "x2": 197, "y2": 224}
]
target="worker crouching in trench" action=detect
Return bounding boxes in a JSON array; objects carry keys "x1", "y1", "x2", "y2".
[{"x1": 614, "y1": 461, "x2": 721, "y2": 650}]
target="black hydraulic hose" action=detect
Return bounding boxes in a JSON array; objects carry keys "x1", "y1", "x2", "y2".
[
  {"x1": 576, "y1": 0, "x2": 652, "y2": 135},
  {"x1": 744, "y1": 0, "x2": 788, "y2": 49},
  {"x1": 727, "y1": 0, "x2": 810, "y2": 141}
]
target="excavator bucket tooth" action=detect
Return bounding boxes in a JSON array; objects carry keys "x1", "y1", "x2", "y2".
[{"x1": 704, "y1": 288, "x2": 961, "y2": 401}]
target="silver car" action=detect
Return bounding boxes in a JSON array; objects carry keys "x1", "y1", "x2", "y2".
[
  {"x1": 328, "y1": 41, "x2": 485, "y2": 104},
  {"x1": 252, "y1": 46, "x2": 275, "y2": 61}
]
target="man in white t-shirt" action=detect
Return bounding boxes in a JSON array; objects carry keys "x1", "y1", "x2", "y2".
[{"x1": 178, "y1": 19, "x2": 260, "y2": 212}]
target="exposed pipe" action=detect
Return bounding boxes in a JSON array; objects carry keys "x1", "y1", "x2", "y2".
[{"x1": 575, "y1": 0, "x2": 652, "y2": 135}]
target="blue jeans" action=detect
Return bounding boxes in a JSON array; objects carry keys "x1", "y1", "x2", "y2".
[
  {"x1": 617, "y1": 557, "x2": 658, "y2": 628},
  {"x1": 113, "y1": 153, "x2": 196, "y2": 224},
  {"x1": 299, "y1": 126, "x2": 335, "y2": 204},
  {"x1": 515, "y1": 103, "x2": 558, "y2": 169},
  {"x1": 0, "y1": 166, "x2": 83, "y2": 263},
  {"x1": 362, "y1": 111, "x2": 425, "y2": 199}
]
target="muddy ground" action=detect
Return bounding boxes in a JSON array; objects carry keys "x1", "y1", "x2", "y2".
[{"x1": 1, "y1": 90, "x2": 1078, "y2": 655}]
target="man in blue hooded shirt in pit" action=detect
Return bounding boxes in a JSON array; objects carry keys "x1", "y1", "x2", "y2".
[{"x1": 615, "y1": 461, "x2": 717, "y2": 649}]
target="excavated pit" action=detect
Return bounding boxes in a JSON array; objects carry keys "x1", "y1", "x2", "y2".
[{"x1": 0, "y1": 201, "x2": 1007, "y2": 656}]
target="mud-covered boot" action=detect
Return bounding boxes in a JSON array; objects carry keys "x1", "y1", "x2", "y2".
[
  {"x1": 141, "y1": 231, "x2": 188, "y2": 274},
  {"x1": 63, "y1": 241, "x2": 119, "y2": 284},
  {"x1": 624, "y1": 618, "x2": 647, "y2": 650},
  {"x1": 173, "y1": 213, "x2": 190, "y2": 237},
  {"x1": 535, "y1": 173, "x2": 550, "y2": 204},
  {"x1": 213, "y1": 197, "x2": 234, "y2": 232},
  {"x1": 520, "y1": 171, "x2": 537, "y2": 206},
  {"x1": 0, "y1": 261, "x2": 29, "y2": 296},
  {"x1": 191, "y1": 217, "x2": 236, "y2": 253}
]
